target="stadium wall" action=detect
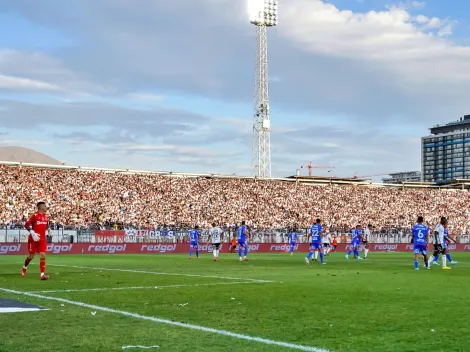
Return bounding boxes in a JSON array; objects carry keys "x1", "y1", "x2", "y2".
[{"x1": 2, "y1": 242, "x2": 470, "y2": 255}]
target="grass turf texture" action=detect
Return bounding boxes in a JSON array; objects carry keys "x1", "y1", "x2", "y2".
[{"x1": 0, "y1": 253, "x2": 469, "y2": 352}]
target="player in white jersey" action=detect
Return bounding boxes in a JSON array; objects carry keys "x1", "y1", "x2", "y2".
[
  {"x1": 363, "y1": 224, "x2": 372, "y2": 259},
  {"x1": 209, "y1": 223, "x2": 223, "y2": 261},
  {"x1": 322, "y1": 232, "x2": 332, "y2": 256},
  {"x1": 427, "y1": 217, "x2": 451, "y2": 270}
]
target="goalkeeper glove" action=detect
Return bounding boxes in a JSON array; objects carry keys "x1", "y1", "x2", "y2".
[{"x1": 30, "y1": 230, "x2": 40, "y2": 242}]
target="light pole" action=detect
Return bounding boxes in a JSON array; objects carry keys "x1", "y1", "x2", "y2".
[{"x1": 249, "y1": 0, "x2": 278, "y2": 178}]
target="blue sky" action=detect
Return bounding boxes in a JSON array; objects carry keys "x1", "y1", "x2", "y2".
[{"x1": 1, "y1": 0, "x2": 470, "y2": 178}]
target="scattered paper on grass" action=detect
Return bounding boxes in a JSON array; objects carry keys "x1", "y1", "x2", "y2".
[
  {"x1": 122, "y1": 346, "x2": 160, "y2": 349},
  {"x1": 178, "y1": 303, "x2": 188, "y2": 307},
  {"x1": 231, "y1": 298, "x2": 236, "y2": 300},
  {"x1": 91, "y1": 311, "x2": 97, "y2": 316}
]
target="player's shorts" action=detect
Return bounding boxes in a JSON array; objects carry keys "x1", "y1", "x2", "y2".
[
  {"x1": 28, "y1": 238, "x2": 47, "y2": 254},
  {"x1": 413, "y1": 244, "x2": 427, "y2": 255},
  {"x1": 434, "y1": 244, "x2": 444, "y2": 253},
  {"x1": 238, "y1": 241, "x2": 247, "y2": 247},
  {"x1": 323, "y1": 243, "x2": 330, "y2": 247},
  {"x1": 310, "y1": 243, "x2": 322, "y2": 250},
  {"x1": 363, "y1": 241, "x2": 369, "y2": 246},
  {"x1": 212, "y1": 243, "x2": 221, "y2": 249},
  {"x1": 190, "y1": 241, "x2": 198, "y2": 247},
  {"x1": 290, "y1": 242, "x2": 296, "y2": 247},
  {"x1": 350, "y1": 242, "x2": 360, "y2": 249}
]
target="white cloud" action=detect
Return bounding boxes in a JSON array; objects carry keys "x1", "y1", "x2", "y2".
[
  {"x1": 280, "y1": 0, "x2": 469, "y2": 82},
  {"x1": 127, "y1": 93, "x2": 165, "y2": 101},
  {"x1": 0, "y1": 74, "x2": 59, "y2": 91}
]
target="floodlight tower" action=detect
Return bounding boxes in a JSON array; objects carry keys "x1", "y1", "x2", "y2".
[{"x1": 249, "y1": 0, "x2": 278, "y2": 178}]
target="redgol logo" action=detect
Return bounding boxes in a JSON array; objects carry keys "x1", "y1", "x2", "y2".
[
  {"x1": 88, "y1": 244, "x2": 127, "y2": 254},
  {"x1": 405, "y1": 244, "x2": 414, "y2": 250},
  {"x1": 248, "y1": 244, "x2": 260, "y2": 251},
  {"x1": 464, "y1": 245, "x2": 470, "y2": 251},
  {"x1": 47, "y1": 244, "x2": 73, "y2": 254},
  {"x1": 373, "y1": 244, "x2": 398, "y2": 251},
  {"x1": 270, "y1": 244, "x2": 296, "y2": 251},
  {"x1": 140, "y1": 244, "x2": 176, "y2": 253},
  {"x1": 447, "y1": 244, "x2": 457, "y2": 250},
  {"x1": 0, "y1": 244, "x2": 21, "y2": 254}
]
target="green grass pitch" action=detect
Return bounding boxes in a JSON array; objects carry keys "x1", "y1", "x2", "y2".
[{"x1": 1, "y1": 252, "x2": 469, "y2": 352}]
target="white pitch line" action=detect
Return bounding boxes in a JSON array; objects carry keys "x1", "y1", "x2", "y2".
[
  {"x1": 122, "y1": 346, "x2": 159, "y2": 350},
  {"x1": 47, "y1": 264, "x2": 274, "y2": 283},
  {"x1": 31, "y1": 281, "x2": 262, "y2": 294},
  {"x1": 0, "y1": 288, "x2": 329, "y2": 352}
]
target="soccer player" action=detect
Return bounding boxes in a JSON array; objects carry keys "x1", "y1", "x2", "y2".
[
  {"x1": 345, "y1": 225, "x2": 363, "y2": 260},
  {"x1": 209, "y1": 223, "x2": 223, "y2": 261},
  {"x1": 305, "y1": 219, "x2": 325, "y2": 265},
  {"x1": 188, "y1": 225, "x2": 200, "y2": 259},
  {"x1": 411, "y1": 216, "x2": 430, "y2": 270},
  {"x1": 237, "y1": 221, "x2": 249, "y2": 261},
  {"x1": 323, "y1": 231, "x2": 332, "y2": 256},
  {"x1": 230, "y1": 235, "x2": 237, "y2": 253},
  {"x1": 363, "y1": 224, "x2": 372, "y2": 259},
  {"x1": 22, "y1": 201, "x2": 50, "y2": 280},
  {"x1": 432, "y1": 227, "x2": 458, "y2": 266},
  {"x1": 288, "y1": 226, "x2": 298, "y2": 256},
  {"x1": 427, "y1": 217, "x2": 451, "y2": 270}
]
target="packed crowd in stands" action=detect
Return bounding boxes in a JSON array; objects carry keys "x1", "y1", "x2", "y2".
[{"x1": 1, "y1": 165, "x2": 470, "y2": 237}]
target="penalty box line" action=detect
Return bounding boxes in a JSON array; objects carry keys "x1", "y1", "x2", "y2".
[
  {"x1": 48, "y1": 264, "x2": 274, "y2": 283},
  {"x1": 30, "y1": 281, "x2": 265, "y2": 294},
  {"x1": 0, "y1": 287, "x2": 329, "y2": 352}
]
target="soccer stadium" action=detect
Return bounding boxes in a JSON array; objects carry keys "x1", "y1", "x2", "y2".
[{"x1": 2, "y1": 1, "x2": 470, "y2": 352}]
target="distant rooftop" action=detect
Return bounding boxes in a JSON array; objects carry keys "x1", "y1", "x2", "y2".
[{"x1": 430, "y1": 115, "x2": 470, "y2": 135}]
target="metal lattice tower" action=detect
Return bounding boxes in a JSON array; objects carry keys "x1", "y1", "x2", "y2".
[{"x1": 249, "y1": 0, "x2": 278, "y2": 178}]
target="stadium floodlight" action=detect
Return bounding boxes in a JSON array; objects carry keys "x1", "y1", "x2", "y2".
[{"x1": 248, "y1": 0, "x2": 278, "y2": 178}]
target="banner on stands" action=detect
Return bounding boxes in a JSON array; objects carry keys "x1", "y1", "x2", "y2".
[{"x1": 2, "y1": 243, "x2": 470, "y2": 255}]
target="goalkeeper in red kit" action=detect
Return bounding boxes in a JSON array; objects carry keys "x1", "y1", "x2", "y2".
[{"x1": 21, "y1": 202, "x2": 50, "y2": 280}]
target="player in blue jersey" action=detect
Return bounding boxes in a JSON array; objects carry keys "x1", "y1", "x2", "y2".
[
  {"x1": 305, "y1": 219, "x2": 325, "y2": 265},
  {"x1": 188, "y1": 226, "x2": 200, "y2": 259},
  {"x1": 411, "y1": 216, "x2": 430, "y2": 270},
  {"x1": 432, "y1": 227, "x2": 458, "y2": 266},
  {"x1": 345, "y1": 225, "x2": 363, "y2": 260},
  {"x1": 237, "y1": 221, "x2": 249, "y2": 261},
  {"x1": 288, "y1": 226, "x2": 298, "y2": 256}
]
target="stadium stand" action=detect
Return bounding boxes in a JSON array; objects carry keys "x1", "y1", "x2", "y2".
[{"x1": 1, "y1": 163, "x2": 470, "y2": 242}]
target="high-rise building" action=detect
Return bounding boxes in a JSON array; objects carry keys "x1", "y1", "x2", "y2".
[
  {"x1": 422, "y1": 115, "x2": 470, "y2": 183},
  {"x1": 382, "y1": 171, "x2": 421, "y2": 184}
]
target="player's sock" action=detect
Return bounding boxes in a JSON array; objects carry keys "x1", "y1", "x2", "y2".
[
  {"x1": 189, "y1": 248, "x2": 193, "y2": 257},
  {"x1": 314, "y1": 251, "x2": 318, "y2": 260},
  {"x1": 216, "y1": 250, "x2": 219, "y2": 258},
  {"x1": 244, "y1": 247, "x2": 248, "y2": 257},
  {"x1": 23, "y1": 257, "x2": 32, "y2": 269},
  {"x1": 238, "y1": 247, "x2": 242, "y2": 258},
  {"x1": 427, "y1": 256, "x2": 434, "y2": 266},
  {"x1": 364, "y1": 249, "x2": 369, "y2": 258},
  {"x1": 434, "y1": 254, "x2": 439, "y2": 263},
  {"x1": 424, "y1": 257, "x2": 429, "y2": 268},
  {"x1": 446, "y1": 253, "x2": 453, "y2": 262},
  {"x1": 40, "y1": 258, "x2": 46, "y2": 276},
  {"x1": 442, "y1": 255, "x2": 447, "y2": 267},
  {"x1": 307, "y1": 252, "x2": 313, "y2": 260},
  {"x1": 213, "y1": 249, "x2": 216, "y2": 257},
  {"x1": 414, "y1": 259, "x2": 419, "y2": 269},
  {"x1": 354, "y1": 250, "x2": 358, "y2": 258},
  {"x1": 347, "y1": 249, "x2": 352, "y2": 255},
  {"x1": 320, "y1": 252, "x2": 324, "y2": 264},
  {"x1": 195, "y1": 249, "x2": 199, "y2": 258}
]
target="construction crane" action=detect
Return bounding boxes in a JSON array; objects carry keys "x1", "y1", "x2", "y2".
[{"x1": 300, "y1": 162, "x2": 335, "y2": 177}]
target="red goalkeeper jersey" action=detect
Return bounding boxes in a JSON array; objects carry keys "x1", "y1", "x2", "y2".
[{"x1": 25, "y1": 212, "x2": 49, "y2": 240}]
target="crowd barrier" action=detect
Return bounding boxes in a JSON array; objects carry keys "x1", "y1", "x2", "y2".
[{"x1": 2, "y1": 243, "x2": 470, "y2": 255}]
